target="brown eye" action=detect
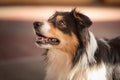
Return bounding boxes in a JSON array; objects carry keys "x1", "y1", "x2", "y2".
[{"x1": 58, "y1": 20, "x2": 65, "y2": 27}]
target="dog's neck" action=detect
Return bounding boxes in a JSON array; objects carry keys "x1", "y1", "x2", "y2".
[{"x1": 45, "y1": 49, "x2": 72, "y2": 80}]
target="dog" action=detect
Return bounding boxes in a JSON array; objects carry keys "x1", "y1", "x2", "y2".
[{"x1": 33, "y1": 9, "x2": 120, "y2": 80}]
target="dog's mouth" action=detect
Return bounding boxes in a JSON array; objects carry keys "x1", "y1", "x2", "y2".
[{"x1": 36, "y1": 33, "x2": 60, "y2": 45}]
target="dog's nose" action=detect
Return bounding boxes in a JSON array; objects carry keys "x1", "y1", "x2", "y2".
[{"x1": 33, "y1": 21, "x2": 43, "y2": 28}]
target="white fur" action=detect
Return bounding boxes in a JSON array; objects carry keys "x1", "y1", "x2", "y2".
[
  {"x1": 41, "y1": 21, "x2": 50, "y2": 36},
  {"x1": 87, "y1": 31, "x2": 98, "y2": 63},
  {"x1": 87, "y1": 63, "x2": 107, "y2": 80}
]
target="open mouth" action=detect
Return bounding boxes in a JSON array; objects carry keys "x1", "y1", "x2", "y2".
[{"x1": 36, "y1": 33, "x2": 60, "y2": 45}]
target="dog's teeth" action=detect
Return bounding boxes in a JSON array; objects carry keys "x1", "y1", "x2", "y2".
[
  {"x1": 52, "y1": 39, "x2": 57, "y2": 42},
  {"x1": 45, "y1": 38, "x2": 49, "y2": 42},
  {"x1": 48, "y1": 38, "x2": 51, "y2": 41},
  {"x1": 54, "y1": 42, "x2": 58, "y2": 45}
]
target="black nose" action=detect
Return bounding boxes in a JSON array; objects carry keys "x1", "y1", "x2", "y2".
[{"x1": 33, "y1": 21, "x2": 43, "y2": 29}]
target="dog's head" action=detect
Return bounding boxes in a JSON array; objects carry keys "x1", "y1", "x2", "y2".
[{"x1": 33, "y1": 9, "x2": 92, "y2": 57}]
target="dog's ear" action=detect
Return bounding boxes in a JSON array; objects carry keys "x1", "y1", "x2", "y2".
[{"x1": 71, "y1": 8, "x2": 92, "y2": 28}]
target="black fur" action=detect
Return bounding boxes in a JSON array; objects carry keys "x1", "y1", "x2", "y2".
[
  {"x1": 94, "y1": 39, "x2": 110, "y2": 64},
  {"x1": 108, "y1": 37, "x2": 120, "y2": 64},
  {"x1": 94, "y1": 37, "x2": 120, "y2": 65}
]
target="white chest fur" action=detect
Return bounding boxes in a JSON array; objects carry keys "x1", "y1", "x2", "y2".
[
  {"x1": 45, "y1": 49, "x2": 72, "y2": 80},
  {"x1": 87, "y1": 63, "x2": 107, "y2": 80}
]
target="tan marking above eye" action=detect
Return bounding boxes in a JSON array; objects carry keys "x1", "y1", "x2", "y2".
[
  {"x1": 56, "y1": 16, "x2": 67, "y2": 28},
  {"x1": 56, "y1": 16, "x2": 64, "y2": 22}
]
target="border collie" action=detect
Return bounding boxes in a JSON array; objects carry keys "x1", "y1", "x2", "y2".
[{"x1": 33, "y1": 9, "x2": 120, "y2": 80}]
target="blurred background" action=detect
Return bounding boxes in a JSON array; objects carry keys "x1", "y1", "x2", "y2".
[{"x1": 0, "y1": 0, "x2": 120, "y2": 80}]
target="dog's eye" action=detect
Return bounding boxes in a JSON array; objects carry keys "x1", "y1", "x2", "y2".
[
  {"x1": 59, "y1": 20, "x2": 64, "y2": 25},
  {"x1": 57, "y1": 20, "x2": 66, "y2": 27}
]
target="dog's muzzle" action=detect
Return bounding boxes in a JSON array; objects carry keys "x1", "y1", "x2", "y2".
[{"x1": 33, "y1": 21, "x2": 60, "y2": 45}]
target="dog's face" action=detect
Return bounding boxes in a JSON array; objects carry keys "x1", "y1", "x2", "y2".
[{"x1": 33, "y1": 9, "x2": 92, "y2": 56}]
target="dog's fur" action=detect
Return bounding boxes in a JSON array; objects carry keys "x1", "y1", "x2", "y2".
[{"x1": 33, "y1": 9, "x2": 120, "y2": 80}]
